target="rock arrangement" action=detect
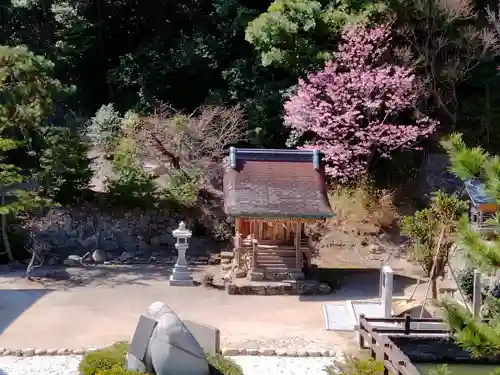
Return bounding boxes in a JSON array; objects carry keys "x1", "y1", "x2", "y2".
[
  {"x1": 0, "y1": 347, "x2": 339, "y2": 357},
  {"x1": 225, "y1": 281, "x2": 331, "y2": 295}
]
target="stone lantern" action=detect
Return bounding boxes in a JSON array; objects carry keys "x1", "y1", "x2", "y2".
[{"x1": 169, "y1": 222, "x2": 194, "y2": 286}]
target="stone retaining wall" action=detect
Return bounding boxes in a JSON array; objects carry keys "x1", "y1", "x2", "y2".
[
  {"x1": 225, "y1": 281, "x2": 331, "y2": 295},
  {"x1": 26, "y1": 206, "x2": 221, "y2": 265}
]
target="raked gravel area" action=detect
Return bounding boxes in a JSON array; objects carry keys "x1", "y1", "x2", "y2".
[{"x1": 0, "y1": 355, "x2": 336, "y2": 375}]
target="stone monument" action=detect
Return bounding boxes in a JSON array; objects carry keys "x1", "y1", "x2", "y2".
[
  {"x1": 380, "y1": 265, "x2": 394, "y2": 318},
  {"x1": 169, "y1": 222, "x2": 194, "y2": 286},
  {"x1": 126, "y1": 301, "x2": 210, "y2": 375}
]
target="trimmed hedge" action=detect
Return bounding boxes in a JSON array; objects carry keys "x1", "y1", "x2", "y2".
[{"x1": 79, "y1": 342, "x2": 243, "y2": 375}]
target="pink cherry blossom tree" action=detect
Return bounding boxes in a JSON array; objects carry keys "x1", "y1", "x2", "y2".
[{"x1": 284, "y1": 23, "x2": 438, "y2": 181}]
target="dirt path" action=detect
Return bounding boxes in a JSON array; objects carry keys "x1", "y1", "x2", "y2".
[
  {"x1": 0, "y1": 266, "x2": 349, "y2": 351},
  {"x1": 0, "y1": 261, "x2": 429, "y2": 352}
]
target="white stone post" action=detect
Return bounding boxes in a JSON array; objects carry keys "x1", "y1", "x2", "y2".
[
  {"x1": 381, "y1": 265, "x2": 394, "y2": 318},
  {"x1": 169, "y1": 222, "x2": 194, "y2": 286}
]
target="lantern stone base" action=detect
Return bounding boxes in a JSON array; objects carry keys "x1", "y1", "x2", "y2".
[{"x1": 169, "y1": 264, "x2": 195, "y2": 286}]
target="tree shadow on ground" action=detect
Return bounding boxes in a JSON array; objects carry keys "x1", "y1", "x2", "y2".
[
  {"x1": 300, "y1": 267, "x2": 420, "y2": 302},
  {"x1": 0, "y1": 368, "x2": 7, "y2": 375},
  {"x1": 0, "y1": 263, "x2": 212, "y2": 290},
  {"x1": 0, "y1": 288, "x2": 53, "y2": 335}
]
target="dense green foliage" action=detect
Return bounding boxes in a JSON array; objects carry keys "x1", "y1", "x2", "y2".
[
  {"x1": 403, "y1": 191, "x2": 467, "y2": 299},
  {"x1": 79, "y1": 342, "x2": 243, "y2": 375},
  {"x1": 3, "y1": 0, "x2": 500, "y2": 269},
  {"x1": 326, "y1": 355, "x2": 384, "y2": 375},
  {"x1": 3, "y1": 0, "x2": 500, "y2": 168}
]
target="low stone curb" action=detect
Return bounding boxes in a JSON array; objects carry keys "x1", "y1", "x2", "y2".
[
  {"x1": 0, "y1": 347, "x2": 340, "y2": 358},
  {"x1": 221, "y1": 348, "x2": 340, "y2": 357},
  {"x1": 0, "y1": 348, "x2": 98, "y2": 357}
]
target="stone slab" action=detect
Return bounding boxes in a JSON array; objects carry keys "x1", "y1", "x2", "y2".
[
  {"x1": 128, "y1": 315, "x2": 158, "y2": 362},
  {"x1": 183, "y1": 320, "x2": 220, "y2": 357}
]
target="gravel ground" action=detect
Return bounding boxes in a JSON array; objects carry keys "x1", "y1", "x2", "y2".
[
  {"x1": 230, "y1": 356, "x2": 335, "y2": 375},
  {"x1": 0, "y1": 355, "x2": 336, "y2": 375},
  {"x1": 0, "y1": 355, "x2": 83, "y2": 375}
]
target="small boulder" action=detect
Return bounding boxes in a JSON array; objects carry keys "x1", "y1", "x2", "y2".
[
  {"x1": 63, "y1": 255, "x2": 82, "y2": 267},
  {"x1": 119, "y1": 251, "x2": 135, "y2": 262},
  {"x1": 92, "y1": 249, "x2": 107, "y2": 263},
  {"x1": 318, "y1": 283, "x2": 332, "y2": 294}
]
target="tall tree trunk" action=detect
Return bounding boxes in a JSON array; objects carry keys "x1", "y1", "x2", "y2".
[
  {"x1": 1, "y1": 194, "x2": 13, "y2": 262},
  {"x1": 431, "y1": 278, "x2": 438, "y2": 300}
]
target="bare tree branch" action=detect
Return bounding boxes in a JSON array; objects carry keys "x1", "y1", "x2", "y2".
[{"x1": 133, "y1": 104, "x2": 247, "y2": 176}]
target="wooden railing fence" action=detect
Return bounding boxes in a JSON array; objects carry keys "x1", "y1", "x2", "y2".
[{"x1": 357, "y1": 314, "x2": 452, "y2": 375}]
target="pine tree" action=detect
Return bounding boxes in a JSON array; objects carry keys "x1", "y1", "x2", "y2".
[
  {"x1": 0, "y1": 45, "x2": 73, "y2": 261},
  {"x1": 0, "y1": 138, "x2": 46, "y2": 261},
  {"x1": 440, "y1": 132, "x2": 500, "y2": 357}
]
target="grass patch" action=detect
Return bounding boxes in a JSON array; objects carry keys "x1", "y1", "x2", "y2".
[
  {"x1": 208, "y1": 354, "x2": 244, "y2": 375},
  {"x1": 328, "y1": 182, "x2": 398, "y2": 232},
  {"x1": 79, "y1": 342, "x2": 243, "y2": 375},
  {"x1": 313, "y1": 182, "x2": 398, "y2": 252}
]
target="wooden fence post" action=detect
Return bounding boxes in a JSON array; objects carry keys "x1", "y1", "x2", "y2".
[
  {"x1": 404, "y1": 314, "x2": 411, "y2": 335},
  {"x1": 359, "y1": 314, "x2": 365, "y2": 349}
]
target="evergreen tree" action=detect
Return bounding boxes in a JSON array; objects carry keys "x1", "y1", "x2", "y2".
[{"x1": 440, "y1": 132, "x2": 500, "y2": 356}]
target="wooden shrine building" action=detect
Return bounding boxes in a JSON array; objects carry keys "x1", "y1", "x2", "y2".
[{"x1": 223, "y1": 147, "x2": 334, "y2": 281}]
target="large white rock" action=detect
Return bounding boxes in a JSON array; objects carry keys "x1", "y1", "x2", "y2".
[{"x1": 127, "y1": 301, "x2": 210, "y2": 375}]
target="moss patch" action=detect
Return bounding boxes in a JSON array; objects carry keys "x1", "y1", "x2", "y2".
[
  {"x1": 79, "y1": 342, "x2": 243, "y2": 375},
  {"x1": 208, "y1": 354, "x2": 244, "y2": 375}
]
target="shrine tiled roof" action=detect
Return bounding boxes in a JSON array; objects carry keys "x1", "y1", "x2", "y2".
[{"x1": 223, "y1": 148, "x2": 334, "y2": 219}]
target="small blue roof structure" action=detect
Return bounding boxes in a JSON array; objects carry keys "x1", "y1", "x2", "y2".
[{"x1": 464, "y1": 179, "x2": 496, "y2": 206}]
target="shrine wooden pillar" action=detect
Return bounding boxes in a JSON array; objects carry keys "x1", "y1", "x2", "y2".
[
  {"x1": 252, "y1": 219, "x2": 257, "y2": 269},
  {"x1": 295, "y1": 222, "x2": 301, "y2": 268}
]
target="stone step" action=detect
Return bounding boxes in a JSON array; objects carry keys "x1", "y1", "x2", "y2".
[
  {"x1": 257, "y1": 263, "x2": 297, "y2": 269},
  {"x1": 261, "y1": 267, "x2": 302, "y2": 272},
  {"x1": 256, "y1": 254, "x2": 296, "y2": 259},
  {"x1": 257, "y1": 260, "x2": 295, "y2": 267}
]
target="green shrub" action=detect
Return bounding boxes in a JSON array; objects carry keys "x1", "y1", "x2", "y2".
[
  {"x1": 326, "y1": 356, "x2": 384, "y2": 375},
  {"x1": 208, "y1": 354, "x2": 244, "y2": 375},
  {"x1": 163, "y1": 168, "x2": 200, "y2": 208},
  {"x1": 106, "y1": 137, "x2": 158, "y2": 208},
  {"x1": 456, "y1": 267, "x2": 475, "y2": 302},
  {"x1": 79, "y1": 342, "x2": 243, "y2": 375},
  {"x1": 38, "y1": 126, "x2": 93, "y2": 204},
  {"x1": 79, "y1": 342, "x2": 129, "y2": 375},
  {"x1": 95, "y1": 368, "x2": 149, "y2": 375},
  {"x1": 87, "y1": 104, "x2": 122, "y2": 152}
]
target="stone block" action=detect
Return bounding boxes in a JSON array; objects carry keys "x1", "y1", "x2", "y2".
[
  {"x1": 248, "y1": 272, "x2": 264, "y2": 281},
  {"x1": 220, "y1": 251, "x2": 233, "y2": 259},
  {"x1": 221, "y1": 348, "x2": 239, "y2": 356},
  {"x1": 183, "y1": 320, "x2": 220, "y2": 357}
]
